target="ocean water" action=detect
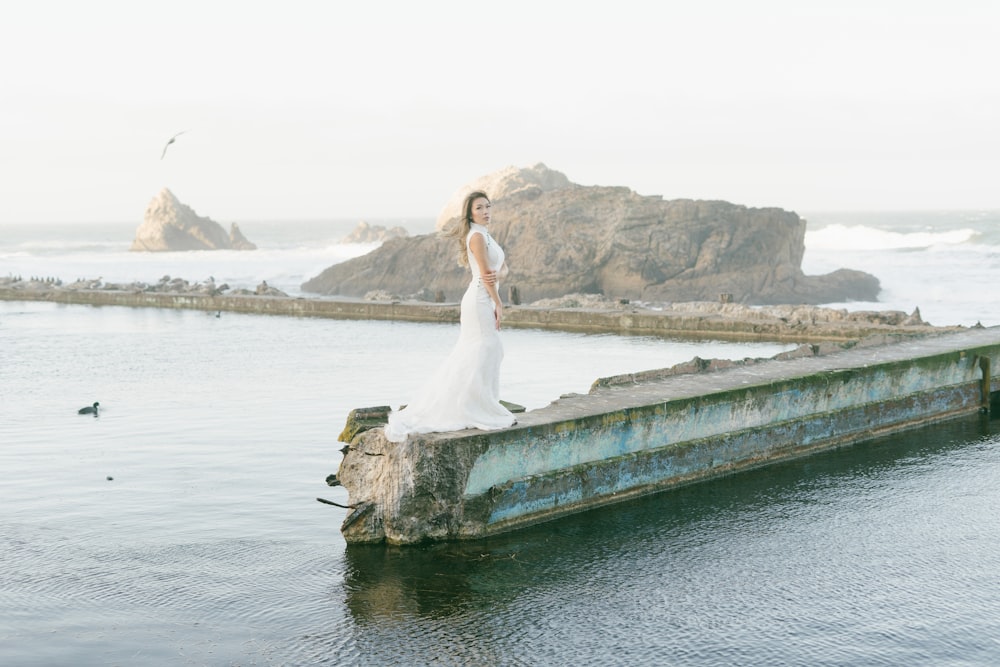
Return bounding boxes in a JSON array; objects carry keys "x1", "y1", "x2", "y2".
[
  {"x1": 799, "y1": 210, "x2": 1000, "y2": 327},
  {"x1": 2, "y1": 210, "x2": 1000, "y2": 666}
]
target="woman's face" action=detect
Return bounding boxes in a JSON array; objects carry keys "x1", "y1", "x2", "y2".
[{"x1": 470, "y1": 197, "x2": 491, "y2": 226}]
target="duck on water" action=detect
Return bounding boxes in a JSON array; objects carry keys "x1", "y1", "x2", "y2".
[{"x1": 78, "y1": 402, "x2": 99, "y2": 416}]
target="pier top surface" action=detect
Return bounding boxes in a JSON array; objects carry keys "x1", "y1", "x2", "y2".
[{"x1": 427, "y1": 327, "x2": 1000, "y2": 441}]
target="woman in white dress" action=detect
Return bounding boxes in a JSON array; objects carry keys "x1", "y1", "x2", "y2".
[{"x1": 384, "y1": 191, "x2": 517, "y2": 442}]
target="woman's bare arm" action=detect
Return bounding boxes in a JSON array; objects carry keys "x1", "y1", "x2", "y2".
[{"x1": 469, "y1": 232, "x2": 503, "y2": 329}]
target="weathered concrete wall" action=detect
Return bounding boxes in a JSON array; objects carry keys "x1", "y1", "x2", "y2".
[
  {"x1": 0, "y1": 288, "x2": 950, "y2": 342},
  {"x1": 0, "y1": 289, "x2": 461, "y2": 325},
  {"x1": 336, "y1": 328, "x2": 1000, "y2": 544}
]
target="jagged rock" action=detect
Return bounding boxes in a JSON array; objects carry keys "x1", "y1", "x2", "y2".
[
  {"x1": 903, "y1": 307, "x2": 924, "y2": 326},
  {"x1": 364, "y1": 289, "x2": 400, "y2": 302},
  {"x1": 529, "y1": 293, "x2": 627, "y2": 310},
  {"x1": 255, "y1": 280, "x2": 288, "y2": 297},
  {"x1": 130, "y1": 188, "x2": 257, "y2": 252},
  {"x1": 338, "y1": 405, "x2": 391, "y2": 443},
  {"x1": 628, "y1": 301, "x2": 924, "y2": 327},
  {"x1": 302, "y1": 165, "x2": 880, "y2": 305},
  {"x1": 342, "y1": 221, "x2": 409, "y2": 243},
  {"x1": 228, "y1": 223, "x2": 257, "y2": 250}
]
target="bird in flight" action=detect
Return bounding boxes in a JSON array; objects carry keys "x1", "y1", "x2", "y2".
[{"x1": 160, "y1": 130, "x2": 189, "y2": 159}]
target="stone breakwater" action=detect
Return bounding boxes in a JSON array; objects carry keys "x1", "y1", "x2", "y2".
[
  {"x1": 1, "y1": 276, "x2": 961, "y2": 343},
  {"x1": 2, "y1": 275, "x2": 288, "y2": 297}
]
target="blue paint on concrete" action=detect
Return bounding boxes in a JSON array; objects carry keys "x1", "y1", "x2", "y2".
[{"x1": 466, "y1": 340, "x2": 997, "y2": 532}]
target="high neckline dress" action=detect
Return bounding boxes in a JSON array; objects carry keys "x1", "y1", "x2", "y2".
[{"x1": 384, "y1": 223, "x2": 516, "y2": 442}]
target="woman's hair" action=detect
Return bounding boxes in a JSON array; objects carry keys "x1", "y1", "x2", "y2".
[{"x1": 444, "y1": 190, "x2": 490, "y2": 267}]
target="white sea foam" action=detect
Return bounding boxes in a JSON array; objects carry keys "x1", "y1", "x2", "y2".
[{"x1": 805, "y1": 224, "x2": 978, "y2": 251}]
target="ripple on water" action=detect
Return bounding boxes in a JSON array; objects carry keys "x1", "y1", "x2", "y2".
[
  {"x1": 5, "y1": 302, "x2": 1000, "y2": 666},
  {"x1": 1, "y1": 522, "x2": 352, "y2": 666}
]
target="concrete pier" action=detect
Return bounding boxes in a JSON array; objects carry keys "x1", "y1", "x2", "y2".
[
  {"x1": 335, "y1": 327, "x2": 1000, "y2": 545},
  {"x1": 0, "y1": 286, "x2": 950, "y2": 342}
]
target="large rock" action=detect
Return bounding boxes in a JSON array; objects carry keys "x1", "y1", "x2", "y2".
[
  {"x1": 130, "y1": 188, "x2": 257, "y2": 252},
  {"x1": 301, "y1": 165, "x2": 879, "y2": 305},
  {"x1": 435, "y1": 162, "x2": 572, "y2": 230}
]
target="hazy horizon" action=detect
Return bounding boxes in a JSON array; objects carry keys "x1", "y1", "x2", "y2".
[
  {"x1": 2, "y1": 1, "x2": 997, "y2": 224},
  {"x1": 4, "y1": 204, "x2": 999, "y2": 228}
]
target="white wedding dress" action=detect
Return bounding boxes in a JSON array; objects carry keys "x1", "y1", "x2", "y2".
[{"x1": 384, "y1": 223, "x2": 516, "y2": 442}]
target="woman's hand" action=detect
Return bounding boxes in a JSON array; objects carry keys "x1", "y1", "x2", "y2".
[
  {"x1": 481, "y1": 269, "x2": 497, "y2": 286},
  {"x1": 494, "y1": 300, "x2": 503, "y2": 330}
]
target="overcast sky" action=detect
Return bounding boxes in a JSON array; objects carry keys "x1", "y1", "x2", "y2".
[{"x1": 1, "y1": 0, "x2": 997, "y2": 224}]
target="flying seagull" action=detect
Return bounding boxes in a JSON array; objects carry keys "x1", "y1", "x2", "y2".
[{"x1": 160, "y1": 130, "x2": 189, "y2": 159}]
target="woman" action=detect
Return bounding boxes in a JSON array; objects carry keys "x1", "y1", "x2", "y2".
[{"x1": 384, "y1": 191, "x2": 516, "y2": 442}]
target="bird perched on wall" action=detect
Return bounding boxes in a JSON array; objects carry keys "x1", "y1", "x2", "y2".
[
  {"x1": 160, "y1": 130, "x2": 189, "y2": 159},
  {"x1": 78, "y1": 401, "x2": 100, "y2": 415}
]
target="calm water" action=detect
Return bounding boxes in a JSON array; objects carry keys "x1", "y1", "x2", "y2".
[
  {"x1": 3, "y1": 211, "x2": 1000, "y2": 665},
  {"x1": 2, "y1": 301, "x2": 803, "y2": 666}
]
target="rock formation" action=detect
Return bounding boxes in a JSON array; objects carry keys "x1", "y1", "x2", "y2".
[
  {"x1": 130, "y1": 188, "x2": 257, "y2": 252},
  {"x1": 228, "y1": 222, "x2": 257, "y2": 250},
  {"x1": 434, "y1": 162, "x2": 572, "y2": 230},
  {"x1": 301, "y1": 164, "x2": 880, "y2": 305},
  {"x1": 342, "y1": 221, "x2": 409, "y2": 244}
]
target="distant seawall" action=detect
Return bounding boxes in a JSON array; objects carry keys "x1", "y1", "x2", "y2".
[{"x1": 0, "y1": 286, "x2": 953, "y2": 343}]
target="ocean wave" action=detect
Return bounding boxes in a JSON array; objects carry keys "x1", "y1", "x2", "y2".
[{"x1": 805, "y1": 224, "x2": 979, "y2": 251}]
